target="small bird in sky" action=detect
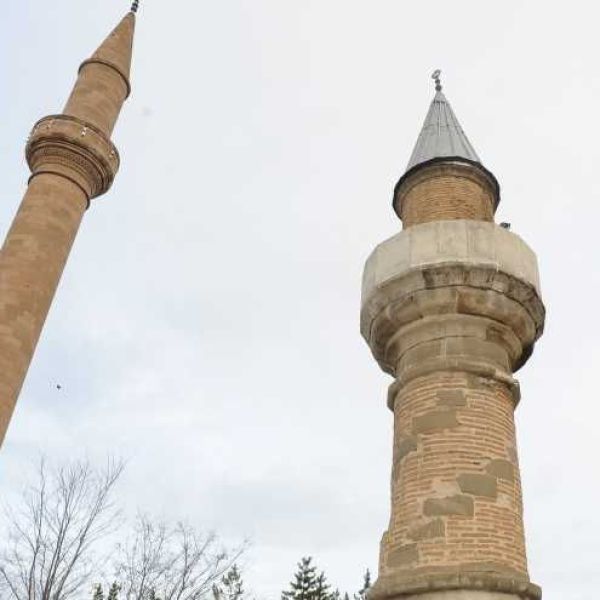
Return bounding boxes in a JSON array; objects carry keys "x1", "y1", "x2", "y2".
[{"x1": 56, "y1": 384, "x2": 62, "y2": 390}]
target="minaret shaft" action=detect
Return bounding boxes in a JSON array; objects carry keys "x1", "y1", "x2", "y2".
[
  {"x1": 0, "y1": 177, "x2": 87, "y2": 441},
  {"x1": 64, "y1": 62, "x2": 129, "y2": 136},
  {"x1": 390, "y1": 371, "x2": 527, "y2": 573},
  {"x1": 0, "y1": 11, "x2": 135, "y2": 447},
  {"x1": 362, "y1": 81, "x2": 545, "y2": 600}
]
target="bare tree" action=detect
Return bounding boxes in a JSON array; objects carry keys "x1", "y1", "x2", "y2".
[
  {"x1": 116, "y1": 515, "x2": 245, "y2": 600},
  {"x1": 0, "y1": 458, "x2": 124, "y2": 600}
]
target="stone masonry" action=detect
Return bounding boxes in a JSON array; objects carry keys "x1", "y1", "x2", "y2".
[
  {"x1": 362, "y1": 80, "x2": 545, "y2": 600},
  {"x1": 0, "y1": 12, "x2": 137, "y2": 446}
]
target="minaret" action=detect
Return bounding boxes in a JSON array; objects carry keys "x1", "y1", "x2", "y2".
[
  {"x1": 0, "y1": 4, "x2": 139, "y2": 446},
  {"x1": 361, "y1": 72, "x2": 545, "y2": 599}
]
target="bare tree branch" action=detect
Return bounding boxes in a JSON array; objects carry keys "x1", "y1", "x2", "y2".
[
  {"x1": 0, "y1": 458, "x2": 124, "y2": 600},
  {"x1": 116, "y1": 515, "x2": 247, "y2": 600}
]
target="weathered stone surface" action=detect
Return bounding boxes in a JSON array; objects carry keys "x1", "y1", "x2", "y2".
[
  {"x1": 423, "y1": 495, "x2": 474, "y2": 517},
  {"x1": 408, "y1": 519, "x2": 445, "y2": 541},
  {"x1": 457, "y1": 474, "x2": 498, "y2": 499},
  {"x1": 413, "y1": 410, "x2": 459, "y2": 434},
  {"x1": 486, "y1": 460, "x2": 515, "y2": 482},
  {"x1": 385, "y1": 373, "x2": 530, "y2": 579},
  {"x1": 387, "y1": 544, "x2": 418, "y2": 567},
  {"x1": 400, "y1": 593, "x2": 531, "y2": 600},
  {"x1": 436, "y1": 389, "x2": 467, "y2": 408},
  {"x1": 506, "y1": 445, "x2": 519, "y2": 464},
  {"x1": 396, "y1": 436, "x2": 418, "y2": 461},
  {"x1": 362, "y1": 220, "x2": 541, "y2": 303},
  {"x1": 370, "y1": 570, "x2": 541, "y2": 600},
  {"x1": 360, "y1": 219, "x2": 545, "y2": 377}
]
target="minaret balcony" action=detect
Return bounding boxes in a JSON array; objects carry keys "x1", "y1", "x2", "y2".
[
  {"x1": 26, "y1": 114, "x2": 120, "y2": 202},
  {"x1": 361, "y1": 220, "x2": 545, "y2": 405}
]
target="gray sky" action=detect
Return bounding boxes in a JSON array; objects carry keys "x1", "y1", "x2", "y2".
[{"x1": 0, "y1": 1, "x2": 598, "y2": 598}]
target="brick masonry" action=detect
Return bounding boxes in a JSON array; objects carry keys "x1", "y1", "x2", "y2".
[
  {"x1": 395, "y1": 164, "x2": 496, "y2": 227},
  {"x1": 362, "y1": 160, "x2": 545, "y2": 599},
  {"x1": 382, "y1": 372, "x2": 528, "y2": 580}
]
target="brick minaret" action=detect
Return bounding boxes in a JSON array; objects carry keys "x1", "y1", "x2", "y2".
[
  {"x1": 0, "y1": 6, "x2": 138, "y2": 446},
  {"x1": 362, "y1": 72, "x2": 545, "y2": 599}
]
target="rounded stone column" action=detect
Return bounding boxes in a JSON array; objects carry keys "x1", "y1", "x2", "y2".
[{"x1": 361, "y1": 220, "x2": 545, "y2": 600}]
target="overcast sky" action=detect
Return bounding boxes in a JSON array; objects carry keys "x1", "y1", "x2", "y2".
[{"x1": 1, "y1": 1, "x2": 599, "y2": 598}]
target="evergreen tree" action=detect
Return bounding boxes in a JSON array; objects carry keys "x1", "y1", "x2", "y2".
[
  {"x1": 282, "y1": 557, "x2": 319, "y2": 600},
  {"x1": 217, "y1": 564, "x2": 245, "y2": 600},
  {"x1": 314, "y1": 572, "x2": 331, "y2": 600},
  {"x1": 354, "y1": 570, "x2": 371, "y2": 600},
  {"x1": 330, "y1": 588, "x2": 349, "y2": 600},
  {"x1": 92, "y1": 584, "x2": 105, "y2": 600},
  {"x1": 107, "y1": 582, "x2": 121, "y2": 600}
]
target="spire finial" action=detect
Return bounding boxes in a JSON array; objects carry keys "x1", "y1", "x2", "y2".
[
  {"x1": 432, "y1": 69, "x2": 442, "y2": 92},
  {"x1": 130, "y1": 0, "x2": 139, "y2": 13}
]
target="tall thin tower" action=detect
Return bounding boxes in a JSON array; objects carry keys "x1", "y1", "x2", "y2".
[
  {"x1": 361, "y1": 73, "x2": 545, "y2": 599},
  {"x1": 0, "y1": 5, "x2": 139, "y2": 446}
]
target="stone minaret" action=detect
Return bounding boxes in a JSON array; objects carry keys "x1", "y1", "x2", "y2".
[
  {"x1": 0, "y1": 5, "x2": 139, "y2": 446},
  {"x1": 361, "y1": 72, "x2": 545, "y2": 600}
]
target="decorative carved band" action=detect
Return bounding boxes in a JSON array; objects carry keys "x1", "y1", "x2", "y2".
[{"x1": 26, "y1": 114, "x2": 120, "y2": 201}]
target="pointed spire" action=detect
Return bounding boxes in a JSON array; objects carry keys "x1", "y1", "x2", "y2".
[
  {"x1": 393, "y1": 71, "x2": 500, "y2": 221},
  {"x1": 63, "y1": 9, "x2": 137, "y2": 135},
  {"x1": 88, "y1": 11, "x2": 136, "y2": 91},
  {"x1": 406, "y1": 70, "x2": 480, "y2": 172}
]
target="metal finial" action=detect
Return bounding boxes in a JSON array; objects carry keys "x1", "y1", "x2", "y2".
[
  {"x1": 431, "y1": 69, "x2": 442, "y2": 92},
  {"x1": 130, "y1": 0, "x2": 139, "y2": 13}
]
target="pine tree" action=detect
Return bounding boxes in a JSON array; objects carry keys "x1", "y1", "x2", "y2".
[
  {"x1": 217, "y1": 564, "x2": 245, "y2": 600},
  {"x1": 354, "y1": 570, "x2": 371, "y2": 600},
  {"x1": 331, "y1": 587, "x2": 349, "y2": 600},
  {"x1": 107, "y1": 582, "x2": 121, "y2": 600},
  {"x1": 282, "y1": 557, "x2": 319, "y2": 600},
  {"x1": 314, "y1": 572, "x2": 331, "y2": 600},
  {"x1": 92, "y1": 584, "x2": 105, "y2": 600}
]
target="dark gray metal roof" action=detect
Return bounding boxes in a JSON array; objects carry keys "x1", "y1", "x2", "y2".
[{"x1": 406, "y1": 89, "x2": 480, "y2": 171}]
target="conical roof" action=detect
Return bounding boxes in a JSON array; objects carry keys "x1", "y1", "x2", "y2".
[
  {"x1": 90, "y1": 12, "x2": 136, "y2": 86},
  {"x1": 393, "y1": 73, "x2": 500, "y2": 218},
  {"x1": 406, "y1": 89, "x2": 480, "y2": 171}
]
